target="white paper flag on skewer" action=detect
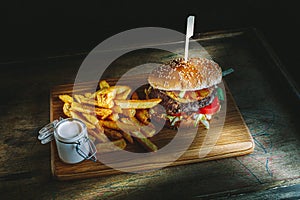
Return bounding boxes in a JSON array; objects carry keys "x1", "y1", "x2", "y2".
[{"x1": 184, "y1": 16, "x2": 195, "y2": 62}]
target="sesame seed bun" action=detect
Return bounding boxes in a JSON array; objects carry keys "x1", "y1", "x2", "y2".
[{"x1": 148, "y1": 57, "x2": 222, "y2": 91}]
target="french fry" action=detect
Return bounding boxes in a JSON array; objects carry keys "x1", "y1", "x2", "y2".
[
  {"x1": 99, "y1": 120, "x2": 120, "y2": 130},
  {"x1": 114, "y1": 139, "x2": 127, "y2": 149},
  {"x1": 130, "y1": 91, "x2": 155, "y2": 129},
  {"x1": 84, "y1": 92, "x2": 93, "y2": 98},
  {"x1": 82, "y1": 113, "x2": 99, "y2": 125},
  {"x1": 71, "y1": 102, "x2": 92, "y2": 113},
  {"x1": 113, "y1": 86, "x2": 131, "y2": 94},
  {"x1": 96, "y1": 88, "x2": 116, "y2": 108},
  {"x1": 63, "y1": 102, "x2": 72, "y2": 117},
  {"x1": 59, "y1": 94, "x2": 73, "y2": 104},
  {"x1": 120, "y1": 130, "x2": 134, "y2": 144},
  {"x1": 131, "y1": 130, "x2": 158, "y2": 152},
  {"x1": 106, "y1": 113, "x2": 119, "y2": 121},
  {"x1": 96, "y1": 139, "x2": 127, "y2": 153},
  {"x1": 111, "y1": 105, "x2": 122, "y2": 113},
  {"x1": 136, "y1": 109, "x2": 150, "y2": 125},
  {"x1": 111, "y1": 139, "x2": 126, "y2": 149},
  {"x1": 70, "y1": 111, "x2": 95, "y2": 129},
  {"x1": 89, "y1": 127, "x2": 109, "y2": 143},
  {"x1": 122, "y1": 109, "x2": 136, "y2": 118},
  {"x1": 81, "y1": 99, "x2": 98, "y2": 106},
  {"x1": 114, "y1": 99, "x2": 161, "y2": 109},
  {"x1": 99, "y1": 80, "x2": 110, "y2": 89},
  {"x1": 74, "y1": 94, "x2": 83, "y2": 103},
  {"x1": 129, "y1": 91, "x2": 155, "y2": 132},
  {"x1": 104, "y1": 128, "x2": 123, "y2": 140},
  {"x1": 95, "y1": 108, "x2": 112, "y2": 119},
  {"x1": 122, "y1": 117, "x2": 155, "y2": 138},
  {"x1": 129, "y1": 117, "x2": 156, "y2": 137},
  {"x1": 130, "y1": 116, "x2": 154, "y2": 128},
  {"x1": 129, "y1": 116, "x2": 144, "y2": 126},
  {"x1": 86, "y1": 81, "x2": 111, "y2": 100},
  {"x1": 140, "y1": 126, "x2": 156, "y2": 138},
  {"x1": 117, "y1": 120, "x2": 139, "y2": 133},
  {"x1": 59, "y1": 80, "x2": 161, "y2": 153},
  {"x1": 95, "y1": 123, "x2": 109, "y2": 141},
  {"x1": 71, "y1": 102, "x2": 112, "y2": 119},
  {"x1": 89, "y1": 92, "x2": 97, "y2": 99},
  {"x1": 74, "y1": 95, "x2": 98, "y2": 106},
  {"x1": 117, "y1": 119, "x2": 136, "y2": 143},
  {"x1": 114, "y1": 86, "x2": 131, "y2": 99},
  {"x1": 119, "y1": 118, "x2": 156, "y2": 149},
  {"x1": 117, "y1": 120, "x2": 152, "y2": 145},
  {"x1": 120, "y1": 117, "x2": 135, "y2": 125}
]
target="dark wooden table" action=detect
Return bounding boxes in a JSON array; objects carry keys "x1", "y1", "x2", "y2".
[{"x1": 0, "y1": 28, "x2": 299, "y2": 199}]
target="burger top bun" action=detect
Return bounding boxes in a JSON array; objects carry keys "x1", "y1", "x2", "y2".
[{"x1": 148, "y1": 57, "x2": 222, "y2": 91}]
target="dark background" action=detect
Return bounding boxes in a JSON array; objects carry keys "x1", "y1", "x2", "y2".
[{"x1": 1, "y1": 0, "x2": 299, "y2": 86}]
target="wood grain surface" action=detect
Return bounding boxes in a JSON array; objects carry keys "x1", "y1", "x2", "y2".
[{"x1": 50, "y1": 75, "x2": 254, "y2": 180}]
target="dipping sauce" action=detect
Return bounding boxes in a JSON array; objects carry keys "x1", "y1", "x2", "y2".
[{"x1": 57, "y1": 121, "x2": 83, "y2": 139}]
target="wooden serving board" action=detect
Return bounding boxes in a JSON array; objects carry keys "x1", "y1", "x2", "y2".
[{"x1": 50, "y1": 75, "x2": 254, "y2": 180}]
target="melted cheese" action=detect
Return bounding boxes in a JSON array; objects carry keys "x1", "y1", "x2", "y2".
[{"x1": 166, "y1": 88, "x2": 213, "y2": 103}]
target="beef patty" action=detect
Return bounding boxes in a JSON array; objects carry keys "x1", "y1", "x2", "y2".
[{"x1": 149, "y1": 88, "x2": 216, "y2": 115}]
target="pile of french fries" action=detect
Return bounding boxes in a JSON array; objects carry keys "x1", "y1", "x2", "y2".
[{"x1": 58, "y1": 80, "x2": 161, "y2": 153}]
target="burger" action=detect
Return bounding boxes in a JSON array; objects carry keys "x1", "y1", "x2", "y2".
[{"x1": 147, "y1": 57, "x2": 223, "y2": 129}]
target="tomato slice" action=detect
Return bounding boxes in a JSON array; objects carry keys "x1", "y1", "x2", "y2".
[
  {"x1": 170, "y1": 113, "x2": 182, "y2": 117},
  {"x1": 199, "y1": 97, "x2": 220, "y2": 114}
]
